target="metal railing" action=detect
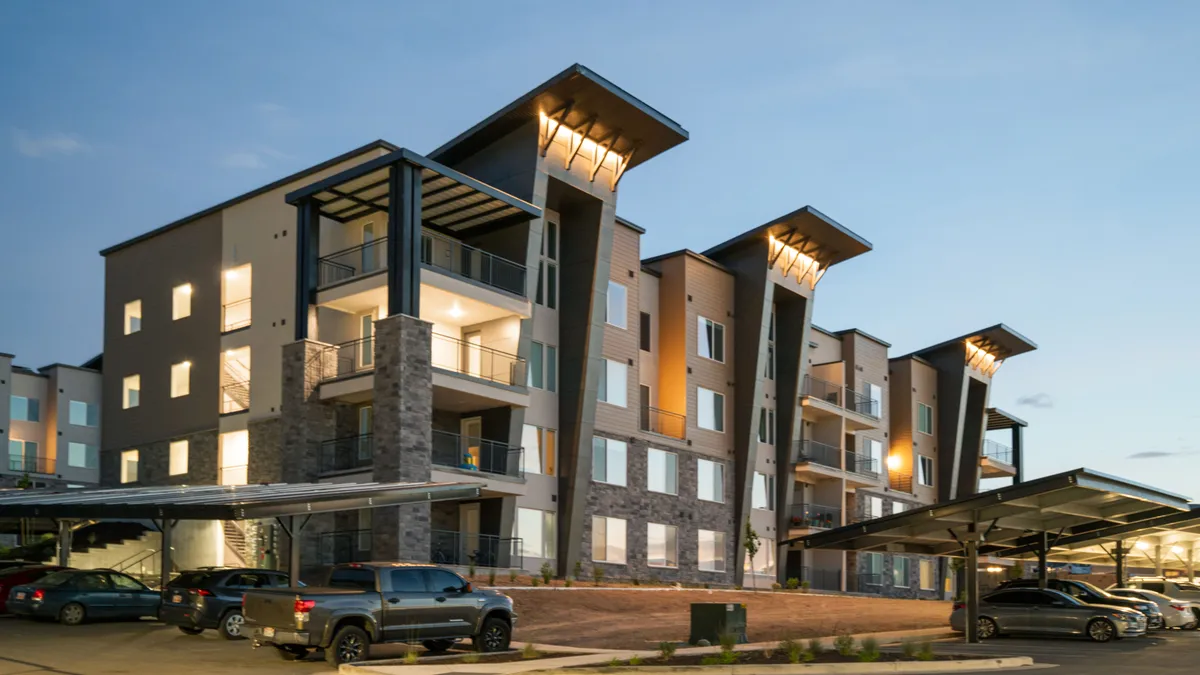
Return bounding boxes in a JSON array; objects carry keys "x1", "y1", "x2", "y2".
[
  {"x1": 320, "y1": 434, "x2": 374, "y2": 474},
  {"x1": 845, "y1": 387, "x2": 881, "y2": 418},
  {"x1": 983, "y1": 439, "x2": 1014, "y2": 464},
  {"x1": 222, "y1": 298, "x2": 252, "y2": 332},
  {"x1": 790, "y1": 503, "x2": 841, "y2": 530},
  {"x1": 431, "y1": 430, "x2": 522, "y2": 477},
  {"x1": 318, "y1": 238, "x2": 388, "y2": 287},
  {"x1": 789, "y1": 566, "x2": 841, "y2": 592},
  {"x1": 846, "y1": 452, "x2": 879, "y2": 476},
  {"x1": 889, "y1": 472, "x2": 914, "y2": 493},
  {"x1": 219, "y1": 464, "x2": 248, "y2": 486},
  {"x1": 793, "y1": 440, "x2": 841, "y2": 468},
  {"x1": 8, "y1": 455, "x2": 56, "y2": 474},
  {"x1": 640, "y1": 406, "x2": 686, "y2": 439},
  {"x1": 318, "y1": 529, "x2": 373, "y2": 565},
  {"x1": 429, "y1": 529, "x2": 522, "y2": 569},
  {"x1": 422, "y1": 230, "x2": 527, "y2": 297},
  {"x1": 318, "y1": 337, "x2": 376, "y2": 382},
  {"x1": 801, "y1": 375, "x2": 841, "y2": 406},
  {"x1": 854, "y1": 573, "x2": 883, "y2": 592},
  {"x1": 431, "y1": 333, "x2": 525, "y2": 386},
  {"x1": 221, "y1": 381, "x2": 250, "y2": 414}
]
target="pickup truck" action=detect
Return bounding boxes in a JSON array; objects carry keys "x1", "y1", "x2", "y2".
[{"x1": 242, "y1": 562, "x2": 516, "y2": 665}]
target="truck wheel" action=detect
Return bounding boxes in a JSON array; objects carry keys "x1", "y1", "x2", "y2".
[
  {"x1": 423, "y1": 639, "x2": 456, "y2": 653},
  {"x1": 274, "y1": 645, "x2": 309, "y2": 661},
  {"x1": 326, "y1": 625, "x2": 371, "y2": 665},
  {"x1": 473, "y1": 617, "x2": 511, "y2": 652}
]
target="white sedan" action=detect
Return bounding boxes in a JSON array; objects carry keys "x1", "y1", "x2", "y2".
[{"x1": 1109, "y1": 588, "x2": 1197, "y2": 629}]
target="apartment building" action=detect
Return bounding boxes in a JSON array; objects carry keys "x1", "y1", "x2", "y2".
[
  {"x1": 1, "y1": 352, "x2": 102, "y2": 488},
  {"x1": 96, "y1": 63, "x2": 1036, "y2": 590}
]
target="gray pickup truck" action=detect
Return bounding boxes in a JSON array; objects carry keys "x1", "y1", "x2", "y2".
[{"x1": 242, "y1": 562, "x2": 516, "y2": 665}]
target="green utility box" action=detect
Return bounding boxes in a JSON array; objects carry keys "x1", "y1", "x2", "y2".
[{"x1": 689, "y1": 602, "x2": 748, "y2": 645}]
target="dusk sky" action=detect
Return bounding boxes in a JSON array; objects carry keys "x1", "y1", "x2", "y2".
[{"x1": 2, "y1": 2, "x2": 1198, "y2": 496}]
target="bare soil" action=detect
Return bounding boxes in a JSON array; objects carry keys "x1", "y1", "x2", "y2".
[
  {"x1": 506, "y1": 589, "x2": 951, "y2": 649},
  {"x1": 582, "y1": 652, "x2": 961, "y2": 666}
]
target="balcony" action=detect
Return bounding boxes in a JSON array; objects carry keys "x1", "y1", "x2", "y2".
[
  {"x1": 791, "y1": 440, "x2": 843, "y2": 482},
  {"x1": 221, "y1": 381, "x2": 250, "y2": 414},
  {"x1": 319, "y1": 529, "x2": 372, "y2": 565},
  {"x1": 430, "y1": 529, "x2": 522, "y2": 569},
  {"x1": 431, "y1": 430, "x2": 522, "y2": 479},
  {"x1": 789, "y1": 503, "x2": 841, "y2": 531},
  {"x1": 8, "y1": 455, "x2": 56, "y2": 475},
  {"x1": 320, "y1": 434, "x2": 374, "y2": 475},
  {"x1": 844, "y1": 451, "x2": 881, "y2": 488},
  {"x1": 431, "y1": 333, "x2": 525, "y2": 387},
  {"x1": 799, "y1": 375, "x2": 881, "y2": 430},
  {"x1": 222, "y1": 298, "x2": 252, "y2": 332},
  {"x1": 422, "y1": 230, "x2": 527, "y2": 297},
  {"x1": 318, "y1": 337, "x2": 375, "y2": 383},
  {"x1": 640, "y1": 406, "x2": 686, "y2": 440},
  {"x1": 318, "y1": 238, "x2": 387, "y2": 288},
  {"x1": 981, "y1": 439, "x2": 1017, "y2": 478}
]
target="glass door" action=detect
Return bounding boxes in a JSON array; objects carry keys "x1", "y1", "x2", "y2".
[
  {"x1": 460, "y1": 417, "x2": 482, "y2": 471},
  {"x1": 359, "y1": 312, "x2": 375, "y2": 369},
  {"x1": 357, "y1": 405, "x2": 373, "y2": 461},
  {"x1": 361, "y1": 222, "x2": 376, "y2": 273},
  {"x1": 464, "y1": 331, "x2": 483, "y2": 378}
]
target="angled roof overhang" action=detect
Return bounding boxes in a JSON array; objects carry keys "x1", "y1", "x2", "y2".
[
  {"x1": 704, "y1": 206, "x2": 873, "y2": 269},
  {"x1": 915, "y1": 324, "x2": 1038, "y2": 361},
  {"x1": 987, "y1": 407, "x2": 1028, "y2": 430}
]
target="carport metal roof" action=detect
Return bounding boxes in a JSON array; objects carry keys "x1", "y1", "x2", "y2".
[
  {"x1": 1002, "y1": 504, "x2": 1200, "y2": 568},
  {"x1": 0, "y1": 481, "x2": 483, "y2": 520}
]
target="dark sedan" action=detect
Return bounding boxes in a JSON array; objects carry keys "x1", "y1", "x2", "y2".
[
  {"x1": 0, "y1": 565, "x2": 70, "y2": 614},
  {"x1": 7, "y1": 569, "x2": 160, "y2": 625},
  {"x1": 159, "y1": 568, "x2": 291, "y2": 639}
]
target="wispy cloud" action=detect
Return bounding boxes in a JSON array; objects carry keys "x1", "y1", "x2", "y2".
[
  {"x1": 217, "y1": 145, "x2": 293, "y2": 170},
  {"x1": 255, "y1": 102, "x2": 301, "y2": 133},
  {"x1": 1016, "y1": 393, "x2": 1054, "y2": 409},
  {"x1": 1129, "y1": 450, "x2": 1197, "y2": 460},
  {"x1": 13, "y1": 130, "x2": 90, "y2": 158}
]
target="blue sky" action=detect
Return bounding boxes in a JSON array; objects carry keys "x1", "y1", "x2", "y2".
[{"x1": 2, "y1": 2, "x2": 1198, "y2": 496}]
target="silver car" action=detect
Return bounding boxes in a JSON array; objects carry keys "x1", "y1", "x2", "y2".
[{"x1": 950, "y1": 588, "x2": 1147, "y2": 642}]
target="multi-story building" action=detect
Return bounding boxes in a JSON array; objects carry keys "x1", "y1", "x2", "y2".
[
  {"x1": 1, "y1": 352, "x2": 102, "y2": 488},
  {"x1": 95, "y1": 63, "x2": 1037, "y2": 590}
]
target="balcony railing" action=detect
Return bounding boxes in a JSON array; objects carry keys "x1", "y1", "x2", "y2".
[
  {"x1": 790, "y1": 503, "x2": 841, "y2": 530},
  {"x1": 854, "y1": 572, "x2": 883, "y2": 592},
  {"x1": 319, "y1": 529, "x2": 372, "y2": 565},
  {"x1": 8, "y1": 455, "x2": 56, "y2": 475},
  {"x1": 318, "y1": 238, "x2": 387, "y2": 288},
  {"x1": 431, "y1": 333, "x2": 526, "y2": 386},
  {"x1": 219, "y1": 464, "x2": 248, "y2": 486},
  {"x1": 421, "y1": 230, "x2": 527, "y2": 297},
  {"x1": 430, "y1": 529, "x2": 522, "y2": 569},
  {"x1": 321, "y1": 434, "x2": 374, "y2": 474},
  {"x1": 318, "y1": 337, "x2": 376, "y2": 382},
  {"x1": 222, "y1": 298, "x2": 252, "y2": 332},
  {"x1": 640, "y1": 406, "x2": 686, "y2": 439},
  {"x1": 846, "y1": 452, "x2": 879, "y2": 477},
  {"x1": 983, "y1": 439, "x2": 1014, "y2": 465},
  {"x1": 845, "y1": 387, "x2": 881, "y2": 418},
  {"x1": 801, "y1": 375, "x2": 880, "y2": 419},
  {"x1": 793, "y1": 440, "x2": 841, "y2": 468},
  {"x1": 221, "y1": 381, "x2": 250, "y2": 414},
  {"x1": 786, "y1": 566, "x2": 842, "y2": 592},
  {"x1": 889, "y1": 472, "x2": 914, "y2": 493},
  {"x1": 431, "y1": 430, "x2": 522, "y2": 478}
]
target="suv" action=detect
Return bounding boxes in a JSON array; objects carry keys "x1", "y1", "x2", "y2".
[
  {"x1": 159, "y1": 568, "x2": 291, "y2": 639},
  {"x1": 1119, "y1": 577, "x2": 1200, "y2": 623},
  {"x1": 996, "y1": 579, "x2": 1164, "y2": 628}
]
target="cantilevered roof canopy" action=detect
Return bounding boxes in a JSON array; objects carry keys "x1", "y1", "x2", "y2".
[
  {"x1": 987, "y1": 408, "x2": 1028, "y2": 431},
  {"x1": 704, "y1": 206, "x2": 873, "y2": 268},
  {"x1": 789, "y1": 469, "x2": 1190, "y2": 558},
  {"x1": 912, "y1": 324, "x2": 1038, "y2": 361},
  {"x1": 1002, "y1": 504, "x2": 1200, "y2": 567},
  {"x1": 284, "y1": 148, "x2": 541, "y2": 234},
  {"x1": 0, "y1": 481, "x2": 482, "y2": 520}
]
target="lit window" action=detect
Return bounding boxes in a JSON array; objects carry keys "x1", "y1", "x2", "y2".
[
  {"x1": 597, "y1": 358, "x2": 627, "y2": 407},
  {"x1": 698, "y1": 458, "x2": 724, "y2": 503},
  {"x1": 122, "y1": 375, "x2": 140, "y2": 409},
  {"x1": 917, "y1": 403, "x2": 934, "y2": 435},
  {"x1": 752, "y1": 471, "x2": 775, "y2": 510},
  {"x1": 528, "y1": 342, "x2": 557, "y2": 392},
  {"x1": 605, "y1": 281, "x2": 627, "y2": 329},
  {"x1": 173, "y1": 284, "x2": 192, "y2": 320},
  {"x1": 124, "y1": 300, "x2": 142, "y2": 335},
  {"x1": 69, "y1": 400, "x2": 99, "y2": 427},
  {"x1": 698, "y1": 529, "x2": 726, "y2": 572},
  {"x1": 169, "y1": 440, "x2": 189, "y2": 476},
  {"x1": 120, "y1": 449, "x2": 139, "y2": 484},
  {"x1": 9, "y1": 396, "x2": 39, "y2": 422},
  {"x1": 918, "y1": 456, "x2": 935, "y2": 487},
  {"x1": 591, "y1": 436, "x2": 627, "y2": 486},
  {"x1": 757, "y1": 407, "x2": 775, "y2": 444},
  {"x1": 863, "y1": 438, "x2": 883, "y2": 473},
  {"x1": 864, "y1": 382, "x2": 883, "y2": 417},
  {"x1": 697, "y1": 317, "x2": 725, "y2": 362},
  {"x1": 591, "y1": 516, "x2": 627, "y2": 564},
  {"x1": 866, "y1": 495, "x2": 883, "y2": 519},
  {"x1": 744, "y1": 539, "x2": 776, "y2": 577},
  {"x1": 170, "y1": 361, "x2": 191, "y2": 398},
  {"x1": 647, "y1": 448, "x2": 678, "y2": 495},
  {"x1": 893, "y1": 501, "x2": 908, "y2": 514},
  {"x1": 697, "y1": 387, "x2": 724, "y2": 431},
  {"x1": 514, "y1": 507, "x2": 557, "y2": 559},
  {"x1": 647, "y1": 523, "x2": 678, "y2": 568},
  {"x1": 222, "y1": 264, "x2": 252, "y2": 332},
  {"x1": 919, "y1": 559, "x2": 935, "y2": 590},
  {"x1": 221, "y1": 347, "x2": 251, "y2": 414},
  {"x1": 893, "y1": 556, "x2": 911, "y2": 588},
  {"x1": 520, "y1": 425, "x2": 556, "y2": 476},
  {"x1": 535, "y1": 222, "x2": 558, "y2": 309},
  {"x1": 219, "y1": 430, "x2": 249, "y2": 485}
]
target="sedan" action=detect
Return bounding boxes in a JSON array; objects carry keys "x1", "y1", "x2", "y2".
[
  {"x1": 7, "y1": 569, "x2": 161, "y2": 625},
  {"x1": 1108, "y1": 587, "x2": 1197, "y2": 630},
  {"x1": 950, "y1": 587, "x2": 1147, "y2": 642},
  {"x1": 0, "y1": 565, "x2": 70, "y2": 614}
]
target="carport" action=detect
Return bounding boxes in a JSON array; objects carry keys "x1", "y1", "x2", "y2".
[
  {"x1": 0, "y1": 481, "x2": 482, "y2": 588},
  {"x1": 785, "y1": 469, "x2": 1191, "y2": 642}
]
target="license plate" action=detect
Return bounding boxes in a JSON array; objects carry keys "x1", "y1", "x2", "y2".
[
  {"x1": 263, "y1": 627, "x2": 275, "y2": 638},
  {"x1": 15, "y1": 592, "x2": 25, "y2": 600},
  {"x1": 172, "y1": 594, "x2": 182, "y2": 604}
]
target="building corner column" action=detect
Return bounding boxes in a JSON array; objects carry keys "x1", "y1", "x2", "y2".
[{"x1": 279, "y1": 339, "x2": 335, "y2": 484}]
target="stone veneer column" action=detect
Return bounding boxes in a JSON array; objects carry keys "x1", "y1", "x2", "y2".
[
  {"x1": 280, "y1": 340, "x2": 336, "y2": 484},
  {"x1": 371, "y1": 313, "x2": 434, "y2": 562}
]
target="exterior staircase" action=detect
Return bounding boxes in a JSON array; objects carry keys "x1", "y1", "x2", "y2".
[{"x1": 223, "y1": 520, "x2": 248, "y2": 567}]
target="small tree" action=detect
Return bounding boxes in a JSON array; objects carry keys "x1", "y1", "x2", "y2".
[
  {"x1": 539, "y1": 561, "x2": 554, "y2": 585},
  {"x1": 743, "y1": 519, "x2": 761, "y2": 590}
]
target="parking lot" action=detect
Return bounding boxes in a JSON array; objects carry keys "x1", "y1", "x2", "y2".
[{"x1": 943, "y1": 630, "x2": 1200, "y2": 674}]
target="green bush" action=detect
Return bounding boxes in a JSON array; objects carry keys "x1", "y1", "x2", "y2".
[
  {"x1": 833, "y1": 631, "x2": 855, "y2": 657},
  {"x1": 610, "y1": 657, "x2": 625, "y2": 667},
  {"x1": 718, "y1": 650, "x2": 737, "y2": 665},
  {"x1": 807, "y1": 638, "x2": 824, "y2": 655},
  {"x1": 900, "y1": 638, "x2": 917, "y2": 658},
  {"x1": 530, "y1": 576, "x2": 540, "y2": 587},
  {"x1": 468, "y1": 561, "x2": 476, "y2": 579},
  {"x1": 403, "y1": 650, "x2": 420, "y2": 665},
  {"x1": 521, "y1": 643, "x2": 541, "y2": 659},
  {"x1": 916, "y1": 639, "x2": 935, "y2": 661},
  {"x1": 565, "y1": 578, "x2": 573, "y2": 587},
  {"x1": 771, "y1": 582, "x2": 782, "y2": 591},
  {"x1": 658, "y1": 641, "x2": 677, "y2": 661},
  {"x1": 800, "y1": 580, "x2": 811, "y2": 592},
  {"x1": 700, "y1": 655, "x2": 720, "y2": 666},
  {"x1": 488, "y1": 569, "x2": 496, "y2": 586},
  {"x1": 857, "y1": 637, "x2": 880, "y2": 662},
  {"x1": 593, "y1": 566, "x2": 605, "y2": 586},
  {"x1": 574, "y1": 560, "x2": 583, "y2": 580},
  {"x1": 509, "y1": 570, "x2": 518, "y2": 583},
  {"x1": 540, "y1": 561, "x2": 554, "y2": 585},
  {"x1": 786, "y1": 577, "x2": 800, "y2": 590},
  {"x1": 779, "y1": 639, "x2": 802, "y2": 664},
  {"x1": 632, "y1": 575, "x2": 641, "y2": 586},
  {"x1": 801, "y1": 650, "x2": 815, "y2": 663}
]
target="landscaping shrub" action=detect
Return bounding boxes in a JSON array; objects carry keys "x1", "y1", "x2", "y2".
[
  {"x1": 900, "y1": 638, "x2": 917, "y2": 658},
  {"x1": 403, "y1": 651, "x2": 420, "y2": 665},
  {"x1": 593, "y1": 566, "x2": 605, "y2": 585},
  {"x1": 488, "y1": 569, "x2": 496, "y2": 585},
  {"x1": 785, "y1": 577, "x2": 800, "y2": 590},
  {"x1": 857, "y1": 637, "x2": 880, "y2": 663},
  {"x1": 800, "y1": 580, "x2": 811, "y2": 593},
  {"x1": 540, "y1": 561, "x2": 554, "y2": 585},
  {"x1": 658, "y1": 641, "x2": 677, "y2": 661},
  {"x1": 779, "y1": 638, "x2": 802, "y2": 664},
  {"x1": 917, "y1": 639, "x2": 935, "y2": 661},
  {"x1": 530, "y1": 576, "x2": 540, "y2": 587},
  {"x1": 509, "y1": 570, "x2": 518, "y2": 583},
  {"x1": 718, "y1": 650, "x2": 737, "y2": 665},
  {"x1": 565, "y1": 578, "x2": 573, "y2": 587},
  {"x1": 718, "y1": 632, "x2": 738, "y2": 653},
  {"x1": 700, "y1": 655, "x2": 720, "y2": 666},
  {"x1": 833, "y1": 630, "x2": 855, "y2": 657},
  {"x1": 610, "y1": 657, "x2": 625, "y2": 667},
  {"x1": 632, "y1": 575, "x2": 641, "y2": 586},
  {"x1": 807, "y1": 638, "x2": 824, "y2": 655},
  {"x1": 521, "y1": 643, "x2": 541, "y2": 659},
  {"x1": 770, "y1": 582, "x2": 782, "y2": 591},
  {"x1": 574, "y1": 560, "x2": 583, "y2": 580},
  {"x1": 461, "y1": 652, "x2": 481, "y2": 664},
  {"x1": 628, "y1": 655, "x2": 643, "y2": 666},
  {"x1": 468, "y1": 561, "x2": 476, "y2": 579}
]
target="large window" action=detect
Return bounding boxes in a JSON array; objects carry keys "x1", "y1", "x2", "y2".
[
  {"x1": 219, "y1": 430, "x2": 249, "y2": 486},
  {"x1": 697, "y1": 387, "x2": 725, "y2": 431},
  {"x1": 597, "y1": 358, "x2": 627, "y2": 407},
  {"x1": 528, "y1": 341, "x2": 557, "y2": 392},
  {"x1": 9, "y1": 396, "x2": 39, "y2": 422},
  {"x1": 744, "y1": 539, "x2": 776, "y2": 577},
  {"x1": 865, "y1": 495, "x2": 883, "y2": 519},
  {"x1": 173, "y1": 283, "x2": 192, "y2": 320},
  {"x1": 605, "y1": 280, "x2": 627, "y2": 329},
  {"x1": 169, "y1": 440, "x2": 189, "y2": 476},
  {"x1": 893, "y1": 556, "x2": 911, "y2": 588},
  {"x1": 752, "y1": 471, "x2": 775, "y2": 510},
  {"x1": 863, "y1": 551, "x2": 883, "y2": 578},
  {"x1": 520, "y1": 425, "x2": 556, "y2": 476},
  {"x1": 67, "y1": 442, "x2": 97, "y2": 469},
  {"x1": 757, "y1": 407, "x2": 775, "y2": 444},
  {"x1": 170, "y1": 361, "x2": 191, "y2": 398},
  {"x1": 918, "y1": 456, "x2": 935, "y2": 487},
  {"x1": 765, "y1": 306, "x2": 776, "y2": 380},
  {"x1": 698, "y1": 529, "x2": 726, "y2": 572},
  {"x1": 120, "y1": 449, "x2": 139, "y2": 484},
  {"x1": 863, "y1": 438, "x2": 883, "y2": 472},
  {"x1": 592, "y1": 436, "x2": 627, "y2": 486},
  {"x1": 647, "y1": 448, "x2": 678, "y2": 495},
  {"x1": 640, "y1": 312, "x2": 652, "y2": 351},
  {"x1": 864, "y1": 382, "x2": 882, "y2": 416},
  {"x1": 919, "y1": 559, "x2": 935, "y2": 590},
  {"x1": 697, "y1": 458, "x2": 724, "y2": 503},
  {"x1": 535, "y1": 221, "x2": 558, "y2": 309},
  {"x1": 69, "y1": 400, "x2": 98, "y2": 427},
  {"x1": 122, "y1": 375, "x2": 140, "y2": 409},
  {"x1": 515, "y1": 507, "x2": 556, "y2": 559},
  {"x1": 222, "y1": 264, "x2": 252, "y2": 332},
  {"x1": 592, "y1": 516, "x2": 627, "y2": 564},
  {"x1": 647, "y1": 523, "x2": 678, "y2": 568},
  {"x1": 697, "y1": 317, "x2": 725, "y2": 362},
  {"x1": 124, "y1": 300, "x2": 142, "y2": 335},
  {"x1": 8, "y1": 439, "x2": 37, "y2": 468},
  {"x1": 917, "y1": 403, "x2": 934, "y2": 435},
  {"x1": 221, "y1": 346, "x2": 251, "y2": 414}
]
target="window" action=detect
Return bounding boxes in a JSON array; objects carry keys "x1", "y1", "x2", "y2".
[
  {"x1": 865, "y1": 495, "x2": 883, "y2": 519},
  {"x1": 639, "y1": 312, "x2": 651, "y2": 351},
  {"x1": 514, "y1": 507, "x2": 557, "y2": 559},
  {"x1": 697, "y1": 316, "x2": 725, "y2": 362},
  {"x1": 221, "y1": 346, "x2": 251, "y2": 414},
  {"x1": 426, "y1": 569, "x2": 467, "y2": 594},
  {"x1": 697, "y1": 387, "x2": 725, "y2": 431},
  {"x1": 9, "y1": 396, "x2": 39, "y2": 422},
  {"x1": 222, "y1": 264, "x2": 252, "y2": 331},
  {"x1": 605, "y1": 281, "x2": 627, "y2": 329},
  {"x1": 122, "y1": 375, "x2": 140, "y2": 409},
  {"x1": 592, "y1": 436, "x2": 627, "y2": 486},
  {"x1": 597, "y1": 358, "x2": 627, "y2": 407},
  {"x1": 8, "y1": 440, "x2": 38, "y2": 471},
  {"x1": 170, "y1": 361, "x2": 191, "y2": 398},
  {"x1": 863, "y1": 552, "x2": 883, "y2": 578},
  {"x1": 697, "y1": 458, "x2": 724, "y2": 503},
  {"x1": 69, "y1": 400, "x2": 98, "y2": 427},
  {"x1": 219, "y1": 430, "x2": 249, "y2": 485},
  {"x1": 864, "y1": 382, "x2": 882, "y2": 416},
  {"x1": 169, "y1": 440, "x2": 189, "y2": 476},
  {"x1": 120, "y1": 449, "x2": 139, "y2": 483},
  {"x1": 752, "y1": 472, "x2": 775, "y2": 510},
  {"x1": 67, "y1": 442, "x2": 97, "y2": 469},
  {"x1": 698, "y1": 530, "x2": 726, "y2": 572},
  {"x1": 863, "y1": 438, "x2": 883, "y2": 473},
  {"x1": 172, "y1": 284, "x2": 192, "y2": 320},
  {"x1": 329, "y1": 567, "x2": 375, "y2": 590},
  {"x1": 765, "y1": 306, "x2": 776, "y2": 380},
  {"x1": 919, "y1": 559, "x2": 935, "y2": 590},
  {"x1": 757, "y1": 407, "x2": 775, "y2": 444},
  {"x1": 390, "y1": 569, "x2": 426, "y2": 593},
  {"x1": 647, "y1": 523, "x2": 678, "y2": 568},
  {"x1": 75, "y1": 573, "x2": 111, "y2": 591},
  {"x1": 893, "y1": 556, "x2": 911, "y2": 588},
  {"x1": 918, "y1": 456, "x2": 935, "y2": 487},
  {"x1": 744, "y1": 539, "x2": 776, "y2": 576},
  {"x1": 535, "y1": 221, "x2": 558, "y2": 309},
  {"x1": 592, "y1": 516, "x2": 627, "y2": 564},
  {"x1": 1142, "y1": 582, "x2": 1167, "y2": 593},
  {"x1": 528, "y1": 342, "x2": 557, "y2": 392},
  {"x1": 520, "y1": 425, "x2": 556, "y2": 476},
  {"x1": 892, "y1": 501, "x2": 908, "y2": 515},
  {"x1": 917, "y1": 403, "x2": 934, "y2": 435},
  {"x1": 110, "y1": 573, "x2": 145, "y2": 591},
  {"x1": 124, "y1": 300, "x2": 142, "y2": 335},
  {"x1": 647, "y1": 448, "x2": 678, "y2": 495}
]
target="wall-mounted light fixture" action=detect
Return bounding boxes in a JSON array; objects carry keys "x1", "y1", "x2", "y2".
[
  {"x1": 965, "y1": 341, "x2": 1003, "y2": 376},
  {"x1": 539, "y1": 110, "x2": 635, "y2": 190},
  {"x1": 768, "y1": 235, "x2": 826, "y2": 289}
]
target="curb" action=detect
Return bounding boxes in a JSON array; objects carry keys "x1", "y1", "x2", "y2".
[{"x1": 522, "y1": 658, "x2": 1034, "y2": 674}]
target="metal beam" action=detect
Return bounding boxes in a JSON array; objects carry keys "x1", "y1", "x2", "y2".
[
  {"x1": 564, "y1": 115, "x2": 597, "y2": 170},
  {"x1": 160, "y1": 519, "x2": 173, "y2": 590},
  {"x1": 965, "y1": 521, "x2": 980, "y2": 644},
  {"x1": 539, "y1": 102, "x2": 573, "y2": 156},
  {"x1": 57, "y1": 520, "x2": 72, "y2": 567},
  {"x1": 387, "y1": 163, "x2": 421, "y2": 317},
  {"x1": 1037, "y1": 531, "x2": 1049, "y2": 589}
]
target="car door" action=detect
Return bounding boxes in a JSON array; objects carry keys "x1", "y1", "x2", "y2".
[
  {"x1": 108, "y1": 572, "x2": 158, "y2": 618},
  {"x1": 383, "y1": 568, "x2": 441, "y2": 640},
  {"x1": 423, "y1": 569, "x2": 478, "y2": 638},
  {"x1": 1027, "y1": 590, "x2": 1078, "y2": 634},
  {"x1": 981, "y1": 590, "x2": 1032, "y2": 632},
  {"x1": 72, "y1": 572, "x2": 117, "y2": 617}
]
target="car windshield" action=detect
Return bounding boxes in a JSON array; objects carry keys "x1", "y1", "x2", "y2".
[
  {"x1": 168, "y1": 571, "x2": 217, "y2": 588},
  {"x1": 31, "y1": 571, "x2": 75, "y2": 587},
  {"x1": 1176, "y1": 582, "x2": 1200, "y2": 592}
]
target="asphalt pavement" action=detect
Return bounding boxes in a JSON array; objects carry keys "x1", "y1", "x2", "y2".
[{"x1": 928, "y1": 629, "x2": 1200, "y2": 674}]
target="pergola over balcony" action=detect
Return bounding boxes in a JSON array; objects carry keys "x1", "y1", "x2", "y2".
[{"x1": 285, "y1": 148, "x2": 542, "y2": 337}]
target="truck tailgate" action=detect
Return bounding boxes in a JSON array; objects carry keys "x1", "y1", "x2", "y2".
[{"x1": 243, "y1": 587, "x2": 366, "y2": 627}]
